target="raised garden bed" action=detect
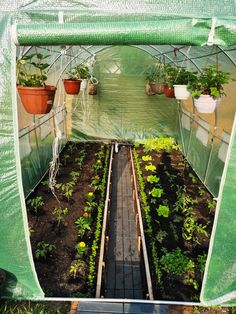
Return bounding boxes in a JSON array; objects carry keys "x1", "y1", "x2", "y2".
[
  {"x1": 27, "y1": 142, "x2": 110, "y2": 297},
  {"x1": 133, "y1": 137, "x2": 216, "y2": 301}
]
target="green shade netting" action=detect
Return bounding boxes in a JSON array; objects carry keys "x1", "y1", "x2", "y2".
[
  {"x1": 0, "y1": 13, "x2": 43, "y2": 299},
  {"x1": 70, "y1": 46, "x2": 178, "y2": 142}
]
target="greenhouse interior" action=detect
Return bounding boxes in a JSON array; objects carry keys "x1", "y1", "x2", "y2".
[{"x1": 1, "y1": 1, "x2": 236, "y2": 312}]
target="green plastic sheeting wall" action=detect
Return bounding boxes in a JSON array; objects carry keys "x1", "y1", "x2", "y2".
[
  {"x1": 0, "y1": 14, "x2": 43, "y2": 299},
  {"x1": 70, "y1": 46, "x2": 178, "y2": 142},
  {"x1": 201, "y1": 115, "x2": 236, "y2": 305}
]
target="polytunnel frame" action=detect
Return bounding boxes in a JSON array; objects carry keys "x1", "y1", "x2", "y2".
[
  {"x1": 18, "y1": 43, "x2": 228, "y2": 198},
  {"x1": 8, "y1": 19, "x2": 235, "y2": 305}
]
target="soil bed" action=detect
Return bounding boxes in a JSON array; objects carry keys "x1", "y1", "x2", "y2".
[
  {"x1": 133, "y1": 138, "x2": 216, "y2": 301},
  {"x1": 27, "y1": 142, "x2": 109, "y2": 297}
]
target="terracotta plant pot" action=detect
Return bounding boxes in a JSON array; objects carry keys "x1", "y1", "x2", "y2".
[
  {"x1": 193, "y1": 95, "x2": 220, "y2": 113},
  {"x1": 149, "y1": 82, "x2": 165, "y2": 95},
  {"x1": 173, "y1": 84, "x2": 190, "y2": 100},
  {"x1": 63, "y1": 79, "x2": 82, "y2": 95},
  {"x1": 164, "y1": 86, "x2": 175, "y2": 98},
  {"x1": 17, "y1": 85, "x2": 57, "y2": 114}
]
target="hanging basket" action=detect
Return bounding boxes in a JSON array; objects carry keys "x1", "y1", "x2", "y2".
[
  {"x1": 63, "y1": 79, "x2": 82, "y2": 95},
  {"x1": 80, "y1": 79, "x2": 88, "y2": 91},
  {"x1": 149, "y1": 82, "x2": 165, "y2": 95},
  {"x1": 193, "y1": 95, "x2": 220, "y2": 113},
  {"x1": 173, "y1": 84, "x2": 190, "y2": 100},
  {"x1": 164, "y1": 85, "x2": 175, "y2": 98},
  {"x1": 17, "y1": 85, "x2": 57, "y2": 114}
]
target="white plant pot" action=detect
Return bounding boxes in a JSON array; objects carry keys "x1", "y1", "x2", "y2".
[
  {"x1": 173, "y1": 85, "x2": 190, "y2": 100},
  {"x1": 80, "y1": 79, "x2": 88, "y2": 91},
  {"x1": 194, "y1": 95, "x2": 220, "y2": 113}
]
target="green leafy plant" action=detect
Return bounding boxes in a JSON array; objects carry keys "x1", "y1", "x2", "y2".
[
  {"x1": 145, "y1": 164, "x2": 156, "y2": 172},
  {"x1": 145, "y1": 62, "x2": 166, "y2": 83},
  {"x1": 35, "y1": 241, "x2": 56, "y2": 260},
  {"x1": 67, "y1": 64, "x2": 90, "y2": 80},
  {"x1": 75, "y1": 215, "x2": 92, "y2": 237},
  {"x1": 27, "y1": 196, "x2": 44, "y2": 213},
  {"x1": 75, "y1": 241, "x2": 88, "y2": 258},
  {"x1": 189, "y1": 65, "x2": 232, "y2": 98},
  {"x1": 17, "y1": 53, "x2": 50, "y2": 87},
  {"x1": 206, "y1": 199, "x2": 216, "y2": 212},
  {"x1": 146, "y1": 175, "x2": 160, "y2": 184},
  {"x1": 143, "y1": 137, "x2": 178, "y2": 153},
  {"x1": 142, "y1": 155, "x2": 152, "y2": 162},
  {"x1": 157, "y1": 204, "x2": 170, "y2": 218},
  {"x1": 92, "y1": 159, "x2": 103, "y2": 171},
  {"x1": 56, "y1": 181, "x2": 75, "y2": 201},
  {"x1": 182, "y1": 215, "x2": 209, "y2": 244},
  {"x1": 155, "y1": 230, "x2": 167, "y2": 243},
  {"x1": 69, "y1": 260, "x2": 86, "y2": 279},
  {"x1": 189, "y1": 173, "x2": 197, "y2": 184},
  {"x1": 70, "y1": 171, "x2": 81, "y2": 182},
  {"x1": 172, "y1": 67, "x2": 197, "y2": 86},
  {"x1": 149, "y1": 187, "x2": 164, "y2": 198},
  {"x1": 53, "y1": 207, "x2": 69, "y2": 226},
  {"x1": 198, "y1": 187, "x2": 205, "y2": 196},
  {"x1": 197, "y1": 253, "x2": 207, "y2": 274}
]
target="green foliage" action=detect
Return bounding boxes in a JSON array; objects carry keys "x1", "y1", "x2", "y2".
[
  {"x1": 145, "y1": 164, "x2": 156, "y2": 172},
  {"x1": 145, "y1": 62, "x2": 166, "y2": 83},
  {"x1": 17, "y1": 53, "x2": 50, "y2": 87},
  {"x1": 0, "y1": 302, "x2": 64, "y2": 314},
  {"x1": 143, "y1": 137, "x2": 178, "y2": 153},
  {"x1": 160, "y1": 248, "x2": 194, "y2": 275},
  {"x1": 75, "y1": 216, "x2": 92, "y2": 237},
  {"x1": 75, "y1": 242, "x2": 88, "y2": 258},
  {"x1": 27, "y1": 196, "x2": 44, "y2": 213},
  {"x1": 157, "y1": 204, "x2": 170, "y2": 218},
  {"x1": 35, "y1": 241, "x2": 56, "y2": 260},
  {"x1": 67, "y1": 64, "x2": 90, "y2": 80},
  {"x1": 149, "y1": 187, "x2": 164, "y2": 198},
  {"x1": 189, "y1": 173, "x2": 197, "y2": 184},
  {"x1": 198, "y1": 187, "x2": 205, "y2": 196},
  {"x1": 206, "y1": 199, "x2": 215, "y2": 212},
  {"x1": 62, "y1": 154, "x2": 70, "y2": 165},
  {"x1": 197, "y1": 253, "x2": 207, "y2": 273},
  {"x1": 53, "y1": 207, "x2": 69, "y2": 226},
  {"x1": 189, "y1": 65, "x2": 232, "y2": 98},
  {"x1": 70, "y1": 171, "x2": 81, "y2": 182},
  {"x1": 172, "y1": 67, "x2": 197, "y2": 85},
  {"x1": 156, "y1": 230, "x2": 167, "y2": 243},
  {"x1": 142, "y1": 155, "x2": 152, "y2": 161},
  {"x1": 182, "y1": 215, "x2": 209, "y2": 244},
  {"x1": 146, "y1": 175, "x2": 160, "y2": 184},
  {"x1": 69, "y1": 260, "x2": 86, "y2": 278},
  {"x1": 56, "y1": 181, "x2": 75, "y2": 201}
]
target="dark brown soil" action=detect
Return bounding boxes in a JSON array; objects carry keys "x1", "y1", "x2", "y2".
[
  {"x1": 27, "y1": 142, "x2": 106, "y2": 297},
  {"x1": 135, "y1": 145, "x2": 216, "y2": 301}
]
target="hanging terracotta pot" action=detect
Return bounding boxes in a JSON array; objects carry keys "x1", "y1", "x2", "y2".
[
  {"x1": 88, "y1": 83, "x2": 97, "y2": 95},
  {"x1": 63, "y1": 79, "x2": 82, "y2": 95},
  {"x1": 17, "y1": 85, "x2": 57, "y2": 114},
  {"x1": 173, "y1": 84, "x2": 190, "y2": 100},
  {"x1": 193, "y1": 95, "x2": 220, "y2": 113},
  {"x1": 149, "y1": 82, "x2": 165, "y2": 94},
  {"x1": 164, "y1": 85, "x2": 175, "y2": 98}
]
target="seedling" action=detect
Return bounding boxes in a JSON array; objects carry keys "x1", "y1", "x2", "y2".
[
  {"x1": 53, "y1": 207, "x2": 69, "y2": 226},
  {"x1": 157, "y1": 204, "x2": 170, "y2": 218},
  {"x1": 75, "y1": 241, "x2": 88, "y2": 258},
  {"x1": 198, "y1": 187, "x2": 205, "y2": 196},
  {"x1": 35, "y1": 241, "x2": 56, "y2": 260},
  {"x1": 142, "y1": 155, "x2": 152, "y2": 162},
  {"x1": 56, "y1": 181, "x2": 75, "y2": 201},
  {"x1": 189, "y1": 173, "x2": 197, "y2": 184},
  {"x1": 27, "y1": 196, "x2": 44, "y2": 213},
  {"x1": 206, "y1": 199, "x2": 215, "y2": 212},
  {"x1": 69, "y1": 260, "x2": 86, "y2": 278},
  {"x1": 146, "y1": 175, "x2": 160, "y2": 184},
  {"x1": 75, "y1": 216, "x2": 92, "y2": 237},
  {"x1": 145, "y1": 164, "x2": 156, "y2": 172},
  {"x1": 70, "y1": 171, "x2": 80, "y2": 182},
  {"x1": 156, "y1": 230, "x2": 167, "y2": 243},
  {"x1": 90, "y1": 175, "x2": 101, "y2": 189},
  {"x1": 182, "y1": 215, "x2": 209, "y2": 244}
]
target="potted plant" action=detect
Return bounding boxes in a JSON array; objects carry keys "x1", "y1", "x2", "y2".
[
  {"x1": 173, "y1": 68, "x2": 197, "y2": 100},
  {"x1": 88, "y1": 76, "x2": 99, "y2": 95},
  {"x1": 145, "y1": 63, "x2": 166, "y2": 95},
  {"x1": 164, "y1": 64, "x2": 178, "y2": 98},
  {"x1": 189, "y1": 66, "x2": 231, "y2": 113},
  {"x1": 17, "y1": 53, "x2": 57, "y2": 114},
  {"x1": 77, "y1": 65, "x2": 90, "y2": 91},
  {"x1": 63, "y1": 66, "x2": 82, "y2": 95}
]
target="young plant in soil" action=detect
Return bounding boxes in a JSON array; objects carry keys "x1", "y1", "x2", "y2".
[{"x1": 133, "y1": 137, "x2": 215, "y2": 301}]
